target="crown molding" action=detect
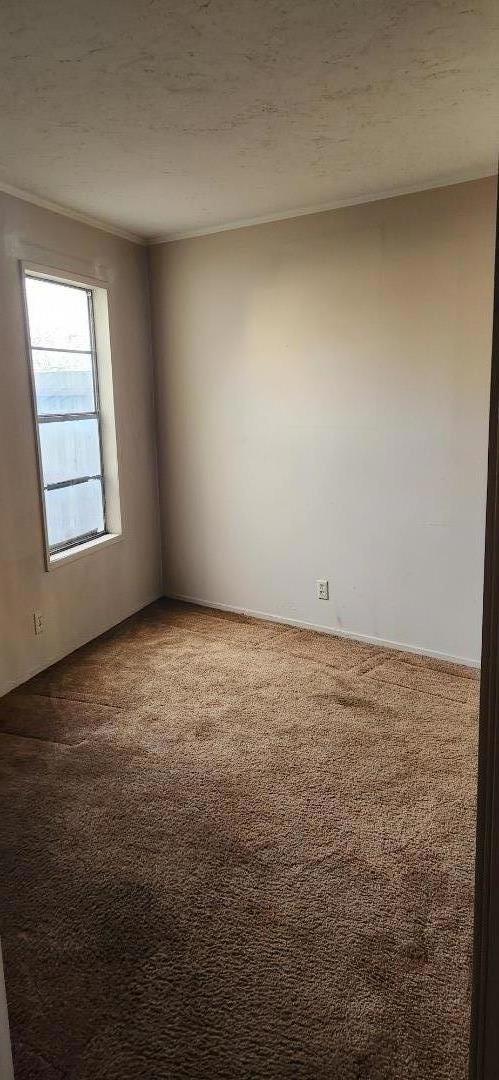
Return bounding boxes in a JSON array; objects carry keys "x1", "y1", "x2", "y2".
[
  {"x1": 149, "y1": 169, "x2": 497, "y2": 245},
  {"x1": 1, "y1": 170, "x2": 495, "y2": 249},
  {"x1": 0, "y1": 181, "x2": 146, "y2": 245}
]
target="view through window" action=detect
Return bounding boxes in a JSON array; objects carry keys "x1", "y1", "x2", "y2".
[{"x1": 24, "y1": 273, "x2": 106, "y2": 554}]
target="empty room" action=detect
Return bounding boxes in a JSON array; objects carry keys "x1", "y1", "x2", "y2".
[{"x1": 0, "y1": 1, "x2": 498, "y2": 1078}]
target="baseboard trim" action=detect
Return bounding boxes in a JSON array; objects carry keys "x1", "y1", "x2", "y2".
[
  {"x1": 167, "y1": 592, "x2": 480, "y2": 670},
  {"x1": 0, "y1": 591, "x2": 163, "y2": 698},
  {"x1": 1, "y1": 590, "x2": 479, "y2": 699}
]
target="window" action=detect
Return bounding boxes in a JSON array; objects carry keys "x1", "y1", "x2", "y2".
[{"x1": 22, "y1": 268, "x2": 120, "y2": 565}]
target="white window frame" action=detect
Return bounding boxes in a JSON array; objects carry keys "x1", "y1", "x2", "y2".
[{"x1": 20, "y1": 261, "x2": 122, "y2": 571}]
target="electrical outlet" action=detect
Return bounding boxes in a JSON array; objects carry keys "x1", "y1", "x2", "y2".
[
  {"x1": 316, "y1": 579, "x2": 329, "y2": 601},
  {"x1": 33, "y1": 611, "x2": 44, "y2": 635}
]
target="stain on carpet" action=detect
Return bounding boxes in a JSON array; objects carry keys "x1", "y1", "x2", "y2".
[{"x1": 0, "y1": 600, "x2": 479, "y2": 1079}]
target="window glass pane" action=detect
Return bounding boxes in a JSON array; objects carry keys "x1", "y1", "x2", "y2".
[
  {"x1": 39, "y1": 418, "x2": 102, "y2": 486},
  {"x1": 45, "y1": 478, "x2": 104, "y2": 549},
  {"x1": 33, "y1": 351, "x2": 95, "y2": 414},
  {"x1": 23, "y1": 271, "x2": 111, "y2": 556},
  {"x1": 25, "y1": 276, "x2": 91, "y2": 350}
]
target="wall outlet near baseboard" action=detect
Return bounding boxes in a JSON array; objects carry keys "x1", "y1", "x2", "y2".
[
  {"x1": 316, "y1": 579, "x2": 329, "y2": 601},
  {"x1": 33, "y1": 611, "x2": 44, "y2": 635}
]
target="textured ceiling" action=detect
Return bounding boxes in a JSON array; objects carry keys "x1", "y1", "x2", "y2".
[{"x1": 0, "y1": 0, "x2": 497, "y2": 240}]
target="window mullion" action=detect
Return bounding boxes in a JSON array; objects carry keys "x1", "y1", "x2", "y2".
[
  {"x1": 31, "y1": 346, "x2": 92, "y2": 355},
  {"x1": 45, "y1": 474, "x2": 102, "y2": 493},
  {"x1": 38, "y1": 411, "x2": 98, "y2": 424}
]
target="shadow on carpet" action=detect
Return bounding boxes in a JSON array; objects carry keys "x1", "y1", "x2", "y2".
[{"x1": 0, "y1": 600, "x2": 479, "y2": 1079}]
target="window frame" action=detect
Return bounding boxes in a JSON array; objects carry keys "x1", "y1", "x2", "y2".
[{"x1": 20, "y1": 261, "x2": 122, "y2": 571}]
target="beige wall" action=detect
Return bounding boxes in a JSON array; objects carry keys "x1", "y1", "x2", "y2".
[
  {"x1": 1, "y1": 178, "x2": 494, "y2": 690},
  {"x1": 150, "y1": 178, "x2": 497, "y2": 665},
  {"x1": 0, "y1": 192, "x2": 162, "y2": 695}
]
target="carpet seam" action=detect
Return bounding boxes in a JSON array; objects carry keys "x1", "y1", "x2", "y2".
[{"x1": 360, "y1": 672, "x2": 476, "y2": 706}]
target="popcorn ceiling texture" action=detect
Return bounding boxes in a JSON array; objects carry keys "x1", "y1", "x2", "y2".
[
  {"x1": 0, "y1": 600, "x2": 478, "y2": 1079},
  {"x1": 0, "y1": 0, "x2": 497, "y2": 238}
]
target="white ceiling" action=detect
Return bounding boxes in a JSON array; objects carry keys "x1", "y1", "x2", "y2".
[{"x1": 0, "y1": 0, "x2": 497, "y2": 242}]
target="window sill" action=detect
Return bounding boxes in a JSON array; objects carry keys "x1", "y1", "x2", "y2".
[{"x1": 47, "y1": 532, "x2": 122, "y2": 571}]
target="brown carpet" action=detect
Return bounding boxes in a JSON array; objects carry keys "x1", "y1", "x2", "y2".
[{"x1": 0, "y1": 600, "x2": 479, "y2": 1080}]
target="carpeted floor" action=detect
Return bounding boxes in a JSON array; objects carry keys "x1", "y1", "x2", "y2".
[{"x1": 0, "y1": 600, "x2": 479, "y2": 1080}]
